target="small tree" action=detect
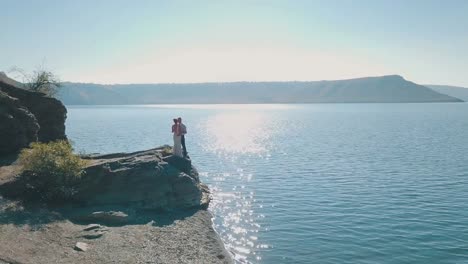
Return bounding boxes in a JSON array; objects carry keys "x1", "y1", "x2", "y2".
[
  {"x1": 26, "y1": 70, "x2": 62, "y2": 96},
  {"x1": 9, "y1": 67, "x2": 62, "y2": 97}
]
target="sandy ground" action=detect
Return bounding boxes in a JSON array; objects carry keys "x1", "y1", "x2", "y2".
[{"x1": 0, "y1": 196, "x2": 232, "y2": 264}]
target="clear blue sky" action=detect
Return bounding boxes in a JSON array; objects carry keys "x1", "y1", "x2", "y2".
[{"x1": 1, "y1": 0, "x2": 468, "y2": 86}]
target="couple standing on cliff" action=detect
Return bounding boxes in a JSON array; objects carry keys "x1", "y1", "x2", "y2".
[{"x1": 172, "y1": 117, "x2": 188, "y2": 158}]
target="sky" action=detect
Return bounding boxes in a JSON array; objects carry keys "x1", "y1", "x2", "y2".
[{"x1": 1, "y1": 0, "x2": 468, "y2": 86}]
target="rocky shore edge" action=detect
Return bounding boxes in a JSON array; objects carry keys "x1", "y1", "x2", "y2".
[{"x1": 0, "y1": 148, "x2": 233, "y2": 264}]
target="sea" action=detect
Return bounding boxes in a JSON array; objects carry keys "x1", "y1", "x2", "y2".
[{"x1": 66, "y1": 103, "x2": 468, "y2": 264}]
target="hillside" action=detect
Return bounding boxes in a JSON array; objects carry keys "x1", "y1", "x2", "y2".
[
  {"x1": 426, "y1": 85, "x2": 468, "y2": 101},
  {"x1": 2, "y1": 72, "x2": 463, "y2": 104},
  {"x1": 55, "y1": 75, "x2": 463, "y2": 104}
]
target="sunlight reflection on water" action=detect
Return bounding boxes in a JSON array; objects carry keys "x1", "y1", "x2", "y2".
[
  {"x1": 196, "y1": 110, "x2": 285, "y2": 262},
  {"x1": 199, "y1": 112, "x2": 272, "y2": 155}
]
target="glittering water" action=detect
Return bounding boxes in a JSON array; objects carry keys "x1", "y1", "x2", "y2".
[{"x1": 66, "y1": 103, "x2": 468, "y2": 263}]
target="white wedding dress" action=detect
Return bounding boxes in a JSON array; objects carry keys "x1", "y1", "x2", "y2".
[{"x1": 173, "y1": 134, "x2": 183, "y2": 157}]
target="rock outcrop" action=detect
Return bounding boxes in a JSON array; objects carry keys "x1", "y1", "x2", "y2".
[
  {"x1": 0, "y1": 73, "x2": 67, "y2": 155},
  {"x1": 76, "y1": 148, "x2": 210, "y2": 211},
  {"x1": 0, "y1": 148, "x2": 209, "y2": 212}
]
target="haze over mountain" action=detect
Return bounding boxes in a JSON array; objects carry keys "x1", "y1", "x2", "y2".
[
  {"x1": 0, "y1": 72, "x2": 23, "y2": 88},
  {"x1": 425, "y1": 85, "x2": 468, "y2": 102},
  {"x1": 58, "y1": 75, "x2": 462, "y2": 105}
]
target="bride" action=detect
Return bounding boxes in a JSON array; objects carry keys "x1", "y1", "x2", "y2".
[{"x1": 172, "y1": 118, "x2": 183, "y2": 157}]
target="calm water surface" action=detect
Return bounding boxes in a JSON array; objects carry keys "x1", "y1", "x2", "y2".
[{"x1": 66, "y1": 103, "x2": 468, "y2": 263}]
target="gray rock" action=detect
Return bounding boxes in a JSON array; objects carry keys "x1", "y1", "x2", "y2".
[
  {"x1": 74, "y1": 242, "x2": 89, "y2": 252},
  {"x1": 75, "y1": 149, "x2": 210, "y2": 211}
]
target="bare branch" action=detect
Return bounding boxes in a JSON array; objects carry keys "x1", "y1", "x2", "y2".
[{"x1": 9, "y1": 67, "x2": 62, "y2": 97}]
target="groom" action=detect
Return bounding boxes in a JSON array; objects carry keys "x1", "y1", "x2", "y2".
[{"x1": 177, "y1": 117, "x2": 188, "y2": 157}]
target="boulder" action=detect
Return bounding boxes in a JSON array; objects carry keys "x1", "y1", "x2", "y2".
[{"x1": 75, "y1": 148, "x2": 210, "y2": 211}]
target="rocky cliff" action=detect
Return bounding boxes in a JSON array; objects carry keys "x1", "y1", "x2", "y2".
[{"x1": 0, "y1": 73, "x2": 67, "y2": 155}]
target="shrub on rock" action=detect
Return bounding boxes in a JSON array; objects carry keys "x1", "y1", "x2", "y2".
[{"x1": 18, "y1": 140, "x2": 87, "y2": 201}]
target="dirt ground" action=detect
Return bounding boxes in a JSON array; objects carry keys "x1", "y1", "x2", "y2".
[{"x1": 0, "y1": 196, "x2": 232, "y2": 264}]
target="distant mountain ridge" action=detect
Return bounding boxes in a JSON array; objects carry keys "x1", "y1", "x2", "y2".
[
  {"x1": 58, "y1": 75, "x2": 463, "y2": 105},
  {"x1": 425, "y1": 85, "x2": 468, "y2": 101},
  {"x1": 0, "y1": 72, "x2": 24, "y2": 88}
]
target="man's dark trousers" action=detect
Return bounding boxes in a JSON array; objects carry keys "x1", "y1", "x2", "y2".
[{"x1": 181, "y1": 135, "x2": 188, "y2": 157}]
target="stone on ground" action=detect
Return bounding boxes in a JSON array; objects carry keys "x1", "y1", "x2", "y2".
[{"x1": 74, "y1": 242, "x2": 89, "y2": 252}]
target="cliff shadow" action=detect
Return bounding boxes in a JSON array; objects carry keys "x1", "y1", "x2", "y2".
[
  {"x1": 59, "y1": 204, "x2": 201, "y2": 227},
  {"x1": 0, "y1": 196, "x2": 64, "y2": 229},
  {"x1": 0, "y1": 196, "x2": 202, "y2": 228}
]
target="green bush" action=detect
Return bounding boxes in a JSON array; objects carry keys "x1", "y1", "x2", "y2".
[{"x1": 18, "y1": 140, "x2": 87, "y2": 201}]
